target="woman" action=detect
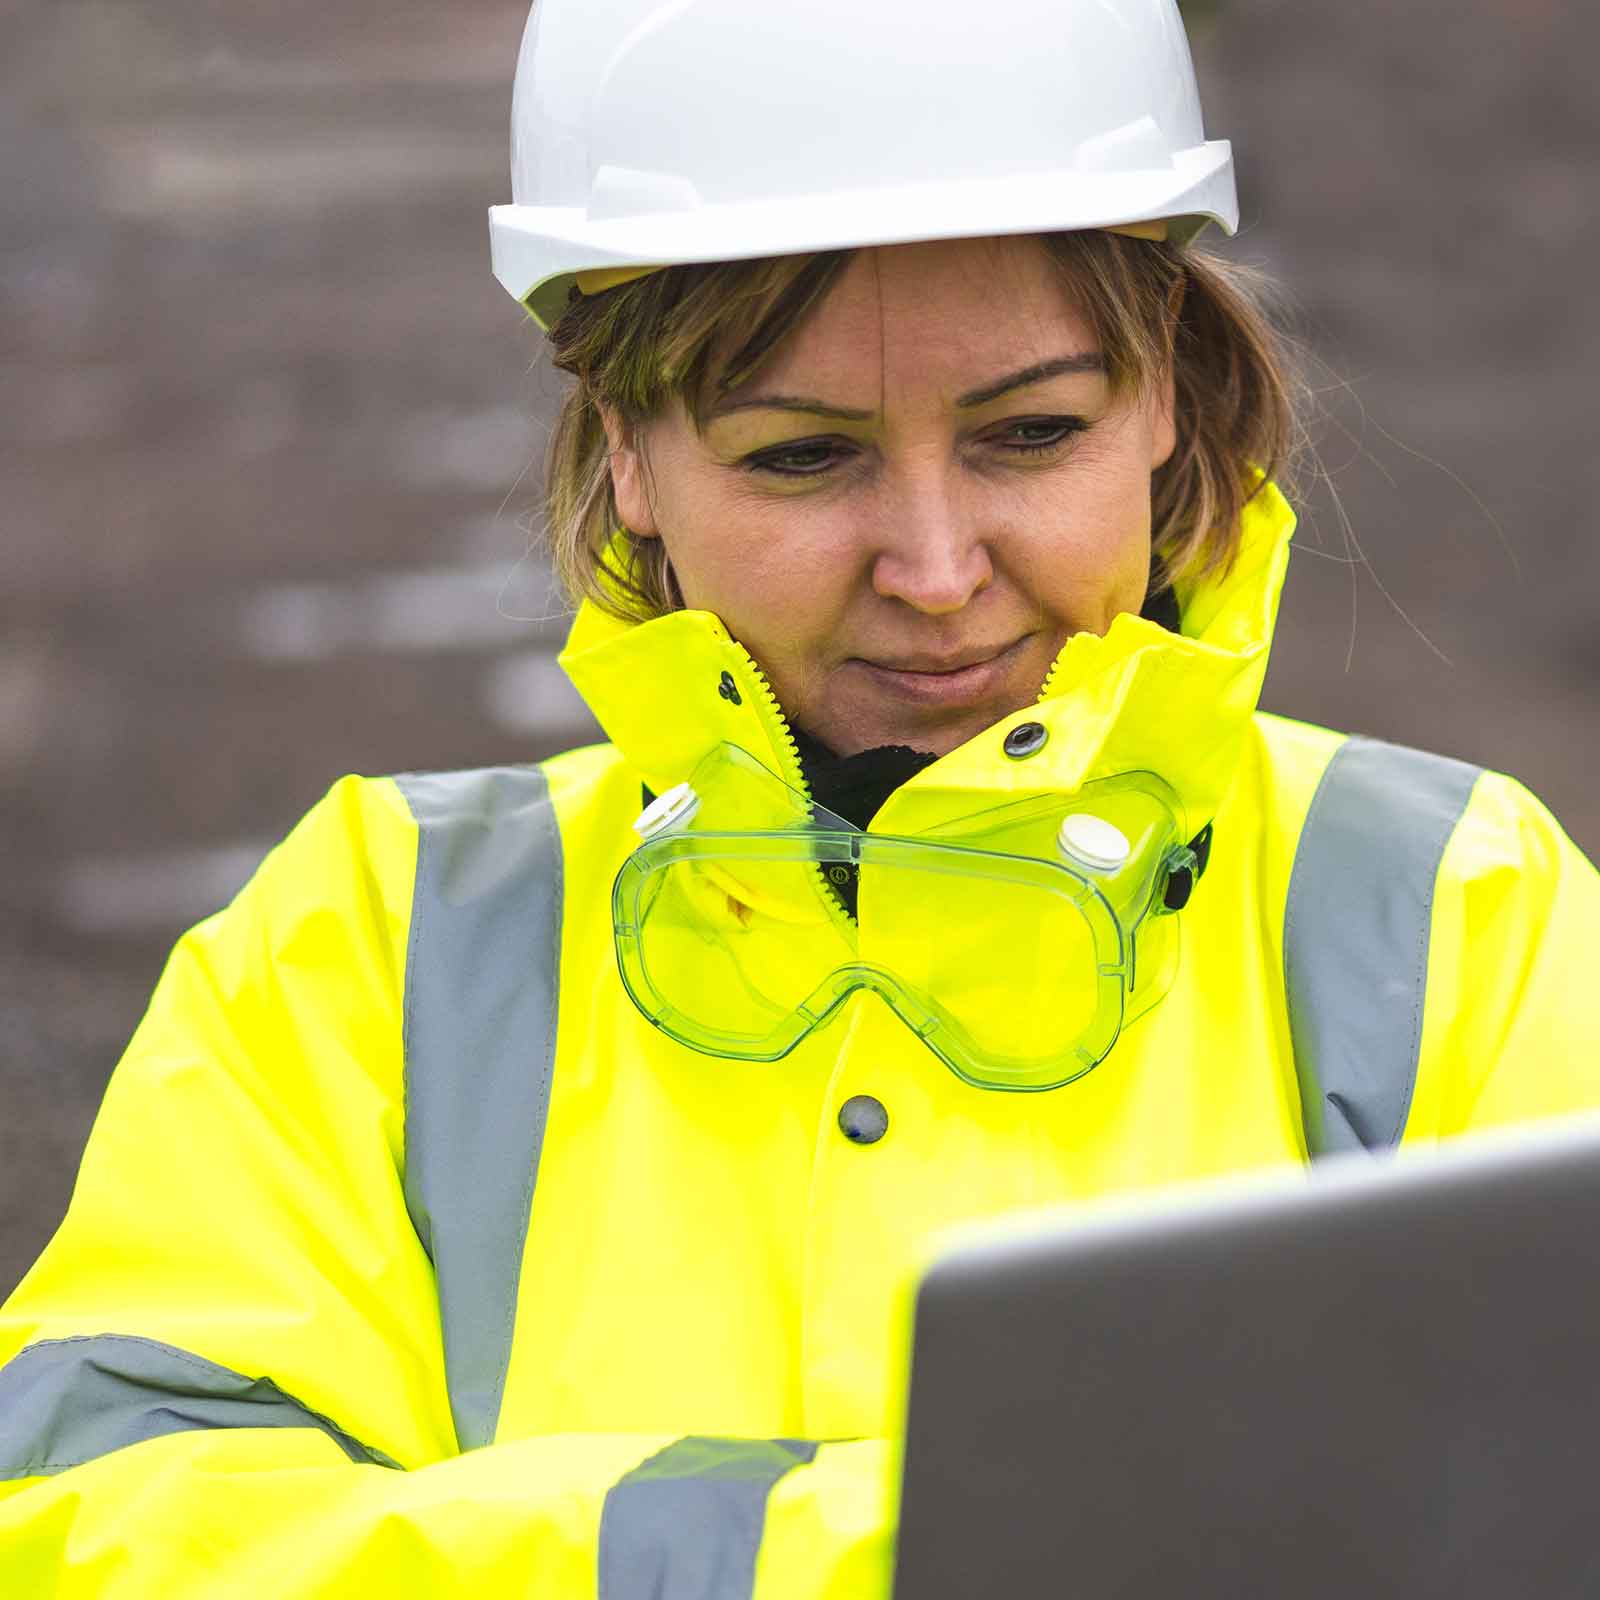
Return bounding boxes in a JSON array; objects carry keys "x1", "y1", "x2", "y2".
[{"x1": 4, "y1": 0, "x2": 1598, "y2": 1593}]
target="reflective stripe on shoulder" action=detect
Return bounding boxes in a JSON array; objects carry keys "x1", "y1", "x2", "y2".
[
  {"x1": 0, "y1": 1334, "x2": 400, "y2": 1480},
  {"x1": 598, "y1": 1436, "x2": 822, "y2": 1600},
  {"x1": 1285, "y1": 735, "x2": 1482, "y2": 1158},
  {"x1": 394, "y1": 764, "x2": 564, "y2": 1453}
]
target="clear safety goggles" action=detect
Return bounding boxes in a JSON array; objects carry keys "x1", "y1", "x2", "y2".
[{"x1": 612, "y1": 743, "x2": 1209, "y2": 1092}]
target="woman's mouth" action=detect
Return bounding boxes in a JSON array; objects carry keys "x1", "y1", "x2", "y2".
[{"x1": 850, "y1": 637, "x2": 1032, "y2": 709}]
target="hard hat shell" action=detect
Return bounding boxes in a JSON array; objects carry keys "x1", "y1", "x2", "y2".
[{"x1": 491, "y1": 0, "x2": 1237, "y2": 329}]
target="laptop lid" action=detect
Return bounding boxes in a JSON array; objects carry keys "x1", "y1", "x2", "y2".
[{"x1": 894, "y1": 1116, "x2": 1600, "y2": 1600}]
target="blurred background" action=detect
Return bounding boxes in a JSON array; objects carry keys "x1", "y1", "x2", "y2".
[{"x1": 2, "y1": 0, "x2": 1596, "y2": 1294}]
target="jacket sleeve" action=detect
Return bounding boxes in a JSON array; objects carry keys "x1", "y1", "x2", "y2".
[
  {"x1": 0, "y1": 777, "x2": 895, "y2": 1598},
  {"x1": 1422, "y1": 768, "x2": 1600, "y2": 1136}
]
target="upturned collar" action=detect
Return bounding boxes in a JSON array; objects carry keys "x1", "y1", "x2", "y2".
[{"x1": 558, "y1": 482, "x2": 1296, "y2": 842}]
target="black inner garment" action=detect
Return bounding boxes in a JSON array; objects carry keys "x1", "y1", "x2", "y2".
[
  {"x1": 793, "y1": 580, "x2": 1183, "y2": 916},
  {"x1": 796, "y1": 579, "x2": 1182, "y2": 832}
]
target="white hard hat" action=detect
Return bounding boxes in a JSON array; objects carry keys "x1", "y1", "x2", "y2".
[{"x1": 490, "y1": 0, "x2": 1238, "y2": 329}]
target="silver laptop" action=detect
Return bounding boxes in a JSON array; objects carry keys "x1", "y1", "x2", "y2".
[{"x1": 894, "y1": 1117, "x2": 1600, "y2": 1599}]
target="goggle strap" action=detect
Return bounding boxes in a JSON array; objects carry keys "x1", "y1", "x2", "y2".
[
  {"x1": 1162, "y1": 821, "x2": 1214, "y2": 912},
  {"x1": 640, "y1": 783, "x2": 1214, "y2": 910}
]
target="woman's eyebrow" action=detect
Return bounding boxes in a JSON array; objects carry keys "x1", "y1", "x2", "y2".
[
  {"x1": 955, "y1": 353, "x2": 1106, "y2": 408},
  {"x1": 709, "y1": 353, "x2": 1106, "y2": 423},
  {"x1": 708, "y1": 393, "x2": 876, "y2": 422}
]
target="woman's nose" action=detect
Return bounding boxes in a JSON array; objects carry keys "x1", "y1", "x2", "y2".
[{"x1": 869, "y1": 471, "x2": 994, "y2": 616}]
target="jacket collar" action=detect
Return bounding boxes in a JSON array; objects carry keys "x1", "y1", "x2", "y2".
[{"x1": 558, "y1": 482, "x2": 1296, "y2": 840}]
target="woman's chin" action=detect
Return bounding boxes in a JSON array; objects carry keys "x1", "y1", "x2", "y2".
[
  {"x1": 812, "y1": 647, "x2": 1047, "y2": 756},
  {"x1": 812, "y1": 695, "x2": 1030, "y2": 760}
]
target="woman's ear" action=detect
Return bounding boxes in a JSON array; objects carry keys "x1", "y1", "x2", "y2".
[
  {"x1": 1150, "y1": 274, "x2": 1185, "y2": 471},
  {"x1": 597, "y1": 404, "x2": 660, "y2": 537},
  {"x1": 1150, "y1": 363, "x2": 1178, "y2": 470}
]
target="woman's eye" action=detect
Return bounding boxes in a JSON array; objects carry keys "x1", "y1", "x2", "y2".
[
  {"x1": 744, "y1": 439, "x2": 851, "y2": 477},
  {"x1": 995, "y1": 417, "x2": 1088, "y2": 455}
]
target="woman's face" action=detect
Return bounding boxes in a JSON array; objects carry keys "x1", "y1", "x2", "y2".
[{"x1": 605, "y1": 235, "x2": 1176, "y2": 757}]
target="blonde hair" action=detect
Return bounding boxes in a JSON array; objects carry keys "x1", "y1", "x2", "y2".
[{"x1": 543, "y1": 234, "x2": 1301, "y2": 621}]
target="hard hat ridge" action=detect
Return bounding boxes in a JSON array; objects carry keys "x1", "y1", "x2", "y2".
[{"x1": 491, "y1": 0, "x2": 1238, "y2": 328}]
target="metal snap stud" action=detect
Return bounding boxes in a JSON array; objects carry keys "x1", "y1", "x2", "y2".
[
  {"x1": 1003, "y1": 721, "x2": 1048, "y2": 760},
  {"x1": 717, "y1": 670, "x2": 742, "y2": 706}
]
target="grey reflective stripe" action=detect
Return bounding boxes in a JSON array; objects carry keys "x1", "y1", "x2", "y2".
[
  {"x1": 1285, "y1": 736, "x2": 1482, "y2": 1157},
  {"x1": 598, "y1": 1436, "x2": 822, "y2": 1600},
  {"x1": 0, "y1": 1334, "x2": 400, "y2": 1479},
  {"x1": 395, "y1": 765, "x2": 563, "y2": 1452}
]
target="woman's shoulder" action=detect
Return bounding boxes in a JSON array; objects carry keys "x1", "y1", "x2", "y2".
[
  {"x1": 1247, "y1": 710, "x2": 1591, "y2": 889},
  {"x1": 206, "y1": 743, "x2": 628, "y2": 940}
]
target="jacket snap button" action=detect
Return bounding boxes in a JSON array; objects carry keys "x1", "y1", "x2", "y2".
[
  {"x1": 838, "y1": 1095, "x2": 889, "y2": 1146},
  {"x1": 1003, "y1": 721, "x2": 1048, "y2": 759},
  {"x1": 717, "y1": 670, "x2": 742, "y2": 706}
]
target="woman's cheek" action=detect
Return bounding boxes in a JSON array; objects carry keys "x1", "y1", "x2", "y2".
[
  {"x1": 1017, "y1": 493, "x2": 1150, "y2": 628},
  {"x1": 672, "y1": 507, "x2": 810, "y2": 635}
]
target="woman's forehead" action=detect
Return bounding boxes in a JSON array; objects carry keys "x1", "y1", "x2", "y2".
[{"x1": 731, "y1": 237, "x2": 1101, "y2": 409}]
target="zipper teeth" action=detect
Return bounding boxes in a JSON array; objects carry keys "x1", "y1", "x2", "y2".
[
  {"x1": 729, "y1": 639, "x2": 862, "y2": 930},
  {"x1": 1036, "y1": 648, "x2": 1066, "y2": 704},
  {"x1": 729, "y1": 639, "x2": 810, "y2": 803},
  {"x1": 1036, "y1": 624, "x2": 1091, "y2": 703}
]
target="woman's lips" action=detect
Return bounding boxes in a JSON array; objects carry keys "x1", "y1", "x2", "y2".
[{"x1": 850, "y1": 636, "x2": 1031, "y2": 709}]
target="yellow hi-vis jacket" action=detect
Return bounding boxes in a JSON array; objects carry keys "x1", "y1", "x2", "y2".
[{"x1": 5, "y1": 484, "x2": 1600, "y2": 1597}]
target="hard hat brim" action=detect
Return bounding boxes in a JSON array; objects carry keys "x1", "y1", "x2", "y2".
[{"x1": 492, "y1": 142, "x2": 1236, "y2": 329}]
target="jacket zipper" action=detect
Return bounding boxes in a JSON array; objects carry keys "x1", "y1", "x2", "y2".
[
  {"x1": 1036, "y1": 638, "x2": 1073, "y2": 704},
  {"x1": 727, "y1": 639, "x2": 866, "y2": 931},
  {"x1": 728, "y1": 639, "x2": 811, "y2": 804}
]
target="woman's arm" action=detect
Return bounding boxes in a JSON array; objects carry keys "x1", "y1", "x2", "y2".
[
  {"x1": 1416, "y1": 769, "x2": 1600, "y2": 1137},
  {"x1": 0, "y1": 1427, "x2": 893, "y2": 1596},
  {"x1": 0, "y1": 778, "x2": 894, "y2": 1597}
]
